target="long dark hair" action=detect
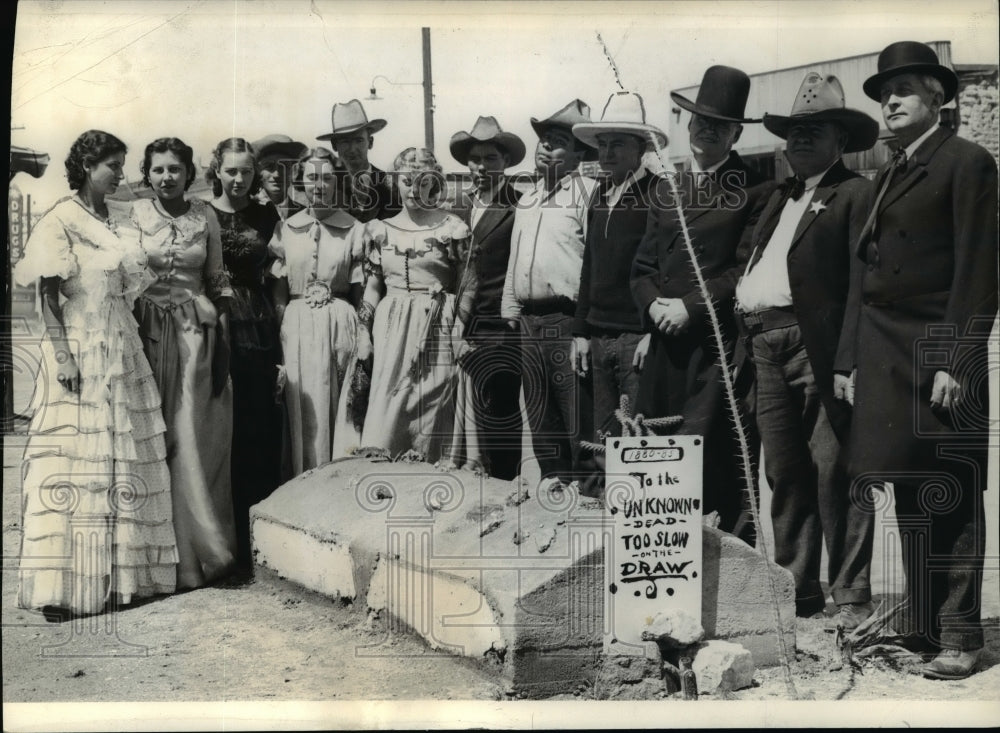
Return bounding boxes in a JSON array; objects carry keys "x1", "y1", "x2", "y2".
[{"x1": 65, "y1": 130, "x2": 127, "y2": 191}]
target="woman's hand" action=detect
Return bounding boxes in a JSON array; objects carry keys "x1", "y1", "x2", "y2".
[{"x1": 357, "y1": 327, "x2": 373, "y2": 362}]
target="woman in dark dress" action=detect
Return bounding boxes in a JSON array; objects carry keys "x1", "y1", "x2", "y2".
[{"x1": 206, "y1": 137, "x2": 282, "y2": 570}]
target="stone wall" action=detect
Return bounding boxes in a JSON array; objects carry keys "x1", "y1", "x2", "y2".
[{"x1": 958, "y1": 69, "x2": 999, "y2": 161}]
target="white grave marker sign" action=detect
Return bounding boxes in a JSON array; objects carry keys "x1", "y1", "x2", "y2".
[{"x1": 604, "y1": 435, "x2": 703, "y2": 653}]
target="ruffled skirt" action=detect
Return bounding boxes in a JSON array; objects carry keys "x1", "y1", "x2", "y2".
[{"x1": 18, "y1": 294, "x2": 178, "y2": 615}]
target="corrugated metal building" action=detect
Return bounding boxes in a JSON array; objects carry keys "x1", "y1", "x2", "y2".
[{"x1": 665, "y1": 41, "x2": 989, "y2": 180}]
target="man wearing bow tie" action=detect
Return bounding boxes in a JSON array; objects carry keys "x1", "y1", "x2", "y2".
[
  {"x1": 843, "y1": 42, "x2": 998, "y2": 680},
  {"x1": 736, "y1": 72, "x2": 878, "y2": 630}
]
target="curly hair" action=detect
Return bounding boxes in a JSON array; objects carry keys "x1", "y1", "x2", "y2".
[
  {"x1": 294, "y1": 147, "x2": 351, "y2": 206},
  {"x1": 140, "y1": 137, "x2": 197, "y2": 190},
  {"x1": 205, "y1": 137, "x2": 261, "y2": 198},
  {"x1": 392, "y1": 147, "x2": 445, "y2": 200},
  {"x1": 64, "y1": 130, "x2": 128, "y2": 191}
]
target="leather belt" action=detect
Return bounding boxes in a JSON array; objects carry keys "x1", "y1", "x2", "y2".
[{"x1": 736, "y1": 306, "x2": 798, "y2": 336}]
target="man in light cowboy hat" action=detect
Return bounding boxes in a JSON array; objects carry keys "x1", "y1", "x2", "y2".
[
  {"x1": 569, "y1": 91, "x2": 667, "y2": 492},
  {"x1": 317, "y1": 99, "x2": 400, "y2": 222},
  {"x1": 842, "y1": 41, "x2": 998, "y2": 680},
  {"x1": 736, "y1": 72, "x2": 878, "y2": 628},
  {"x1": 442, "y1": 116, "x2": 525, "y2": 480},
  {"x1": 630, "y1": 65, "x2": 774, "y2": 542},
  {"x1": 252, "y1": 134, "x2": 309, "y2": 220},
  {"x1": 501, "y1": 99, "x2": 599, "y2": 495}
]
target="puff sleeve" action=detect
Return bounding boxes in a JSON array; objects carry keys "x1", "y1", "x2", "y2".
[{"x1": 14, "y1": 204, "x2": 79, "y2": 285}]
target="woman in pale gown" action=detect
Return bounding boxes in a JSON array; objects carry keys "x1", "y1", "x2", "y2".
[
  {"x1": 270, "y1": 148, "x2": 363, "y2": 472},
  {"x1": 132, "y1": 137, "x2": 237, "y2": 589},
  {"x1": 15, "y1": 130, "x2": 178, "y2": 617},
  {"x1": 351, "y1": 147, "x2": 473, "y2": 462}
]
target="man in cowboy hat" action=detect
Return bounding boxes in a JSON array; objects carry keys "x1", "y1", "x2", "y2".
[
  {"x1": 501, "y1": 99, "x2": 599, "y2": 495},
  {"x1": 842, "y1": 41, "x2": 997, "y2": 679},
  {"x1": 317, "y1": 99, "x2": 400, "y2": 222},
  {"x1": 736, "y1": 72, "x2": 878, "y2": 628},
  {"x1": 444, "y1": 116, "x2": 526, "y2": 480},
  {"x1": 630, "y1": 65, "x2": 775, "y2": 542},
  {"x1": 252, "y1": 134, "x2": 309, "y2": 220},
  {"x1": 569, "y1": 91, "x2": 667, "y2": 493}
]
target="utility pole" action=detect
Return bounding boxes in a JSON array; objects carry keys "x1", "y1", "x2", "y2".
[{"x1": 422, "y1": 27, "x2": 434, "y2": 152}]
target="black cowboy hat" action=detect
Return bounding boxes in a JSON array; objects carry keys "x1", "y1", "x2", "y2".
[
  {"x1": 670, "y1": 65, "x2": 761, "y2": 123},
  {"x1": 449, "y1": 116, "x2": 526, "y2": 167},
  {"x1": 862, "y1": 41, "x2": 958, "y2": 103}
]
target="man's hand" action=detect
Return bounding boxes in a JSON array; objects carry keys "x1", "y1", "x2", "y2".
[
  {"x1": 571, "y1": 336, "x2": 591, "y2": 378},
  {"x1": 648, "y1": 297, "x2": 690, "y2": 336},
  {"x1": 833, "y1": 369, "x2": 855, "y2": 406},
  {"x1": 632, "y1": 333, "x2": 651, "y2": 372},
  {"x1": 930, "y1": 370, "x2": 961, "y2": 410}
]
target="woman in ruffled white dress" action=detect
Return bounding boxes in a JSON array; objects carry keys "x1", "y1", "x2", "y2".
[
  {"x1": 349, "y1": 148, "x2": 473, "y2": 462},
  {"x1": 14, "y1": 130, "x2": 178, "y2": 617},
  {"x1": 132, "y1": 137, "x2": 238, "y2": 589},
  {"x1": 270, "y1": 148, "x2": 363, "y2": 473}
]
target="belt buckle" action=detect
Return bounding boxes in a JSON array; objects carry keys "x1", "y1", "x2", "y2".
[{"x1": 740, "y1": 310, "x2": 763, "y2": 335}]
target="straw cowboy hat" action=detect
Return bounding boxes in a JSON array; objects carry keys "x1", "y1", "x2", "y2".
[
  {"x1": 449, "y1": 116, "x2": 526, "y2": 166},
  {"x1": 316, "y1": 99, "x2": 387, "y2": 141},
  {"x1": 763, "y1": 72, "x2": 880, "y2": 153},
  {"x1": 251, "y1": 134, "x2": 308, "y2": 160},
  {"x1": 862, "y1": 41, "x2": 959, "y2": 104},
  {"x1": 572, "y1": 91, "x2": 668, "y2": 151},
  {"x1": 670, "y1": 65, "x2": 761, "y2": 123}
]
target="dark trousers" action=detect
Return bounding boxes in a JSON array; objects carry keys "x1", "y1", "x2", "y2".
[
  {"x1": 891, "y1": 474, "x2": 986, "y2": 651},
  {"x1": 519, "y1": 313, "x2": 596, "y2": 486},
  {"x1": 752, "y1": 324, "x2": 873, "y2": 609},
  {"x1": 590, "y1": 330, "x2": 645, "y2": 495},
  {"x1": 463, "y1": 328, "x2": 523, "y2": 481}
]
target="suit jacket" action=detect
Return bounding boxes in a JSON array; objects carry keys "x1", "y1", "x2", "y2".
[
  {"x1": 844, "y1": 127, "x2": 999, "y2": 476},
  {"x1": 745, "y1": 159, "x2": 871, "y2": 438},
  {"x1": 457, "y1": 181, "x2": 522, "y2": 338},
  {"x1": 631, "y1": 151, "x2": 775, "y2": 340},
  {"x1": 350, "y1": 165, "x2": 402, "y2": 223}
]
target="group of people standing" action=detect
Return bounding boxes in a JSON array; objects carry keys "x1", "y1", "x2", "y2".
[{"x1": 14, "y1": 40, "x2": 996, "y2": 682}]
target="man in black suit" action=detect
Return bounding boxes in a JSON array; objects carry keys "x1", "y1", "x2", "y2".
[
  {"x1": 737, "y1": 72, "x2": 877, "y2": 627},
  {"x1": 630, "y1": 66, "x2": 775, "y2": 542},
  {"x1": 841, "y1": 41, "x2": 998, "y2": 680},
  {"x1": 317, "y1": 99, "x2": 401, "y2": 222},
  {"x1": 443, "y1": 117, "x2": 525, "y2": 479}
]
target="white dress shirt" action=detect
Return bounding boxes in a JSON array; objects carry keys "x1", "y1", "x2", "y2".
[
  {"x1": 904, "y1": 123, "x2": 940, "y2": 160},
  {"x1": 735, "y1": 164, "x2": 833, "y2": 312},
  {"x1": 470, "y1": 180, "x2": 502, "y2": 230},
  {"x1": 500, "y1": 172, "x2": 597, "y2": 319}
]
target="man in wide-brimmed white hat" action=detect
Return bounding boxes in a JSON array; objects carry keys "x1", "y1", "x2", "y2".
[
  {"x1": 317, "y1": 99, "x2": 399, "y2": 222},
  {"x1": 736, "y1": 71, "x2": 878, "y2": 633},
  {"x1": 441, "y1": 116, "x2": 526, "y2": 480},
  {"x1": 568, "y1": 91, "x2": 667, "y2": 495}
]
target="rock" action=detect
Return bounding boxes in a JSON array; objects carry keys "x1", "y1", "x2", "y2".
[
  {"x1": 641, "y1": 608, "x2": 705, "y2": 647},
  {"x1": 691, "y1": 640, "x2": 755, "y2": 692}
]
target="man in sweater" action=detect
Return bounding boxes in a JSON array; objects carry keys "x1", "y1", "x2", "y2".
[{"x1": 570, "y1": 92, "x2": 667, "y2": 493}]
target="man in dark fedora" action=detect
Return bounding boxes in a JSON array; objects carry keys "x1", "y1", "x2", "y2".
[
  {"x1": 501, "y1": 99, "x2": 599, "y2": 495},
  {"x1": 317, "y1": 99, "x2": 401, "y2": 222},
  {"x1": 737, "y1": 72, "x2": 878, "y2": 627},
  {"x1": 443, "y1": 116, "x2": 525, "y2": 480},
  {"x1": 630, "y1": 65, "x2": 774, "y2": 542},
  {"x1": 252, "y1": 134, "x2": 308, "y2": 220},
  {"x1": 842, "y1": 41, "x2": 998, "y2": 680},
  {"x1": 570, "y1": 91, "x2": 667, "y2": 494}
]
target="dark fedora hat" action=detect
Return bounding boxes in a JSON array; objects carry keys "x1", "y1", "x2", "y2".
[
  {"x1": 862, "y1": 41, "x2": 958, "y2": 103},
  {"x1": 763, "y1": 72, "x2": 879, "y2": 153},
  {"x1": 530, "y1": 99, "x2": 598, "y2": 161},
  {"x1": 671, "y1": 65, "x2": 761, "y2": 123},
  {"x1": 449, "y1": 116, "x2": 526, "y2": 167}
]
